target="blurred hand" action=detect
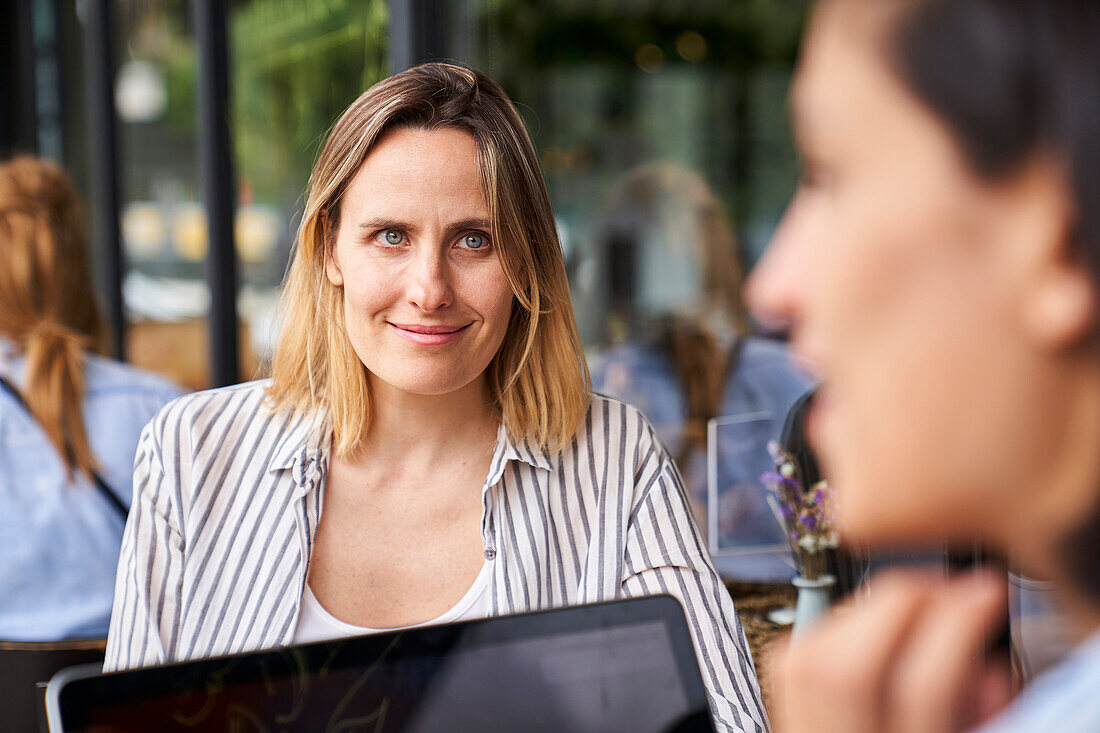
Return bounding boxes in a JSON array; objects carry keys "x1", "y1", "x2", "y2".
[{"x1": 768, "y1": 569, "x2": 1012, "y2": 733}]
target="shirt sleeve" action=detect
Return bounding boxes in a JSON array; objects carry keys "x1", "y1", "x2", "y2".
[
  {"x1": 621, "y1": 453, "x2": 770, "y2": 733},
  {"x1": 104, "y1": 411, "x2": 186, "y2": 671}
]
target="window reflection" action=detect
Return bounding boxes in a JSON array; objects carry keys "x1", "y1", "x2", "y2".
[
  {"x1": 589, "y1": 163, "x2": 811, "y2": 571},
  {"x1": 464, "y1": 2, "x2": 814, "y2": 574},
  {"x1": 116, "y1": 0, "x2": 388, "y2": 389},
  {"x1": 111, "y1": 0, "x2": 816, "y2": 568}
]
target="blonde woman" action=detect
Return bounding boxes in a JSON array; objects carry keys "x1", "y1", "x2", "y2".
[
  {"x1": 0, "y1": 156, "x2": 181, "y2": 640},
  {"x1": 104, "y1": 64, "x2": 767, "y2": 733}
]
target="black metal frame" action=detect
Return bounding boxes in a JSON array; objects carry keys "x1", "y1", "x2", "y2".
[
  {"x1": 74, "y1": 0, "x2": 243, "y2": 383},
  {"x1": 0, "y1": 0, "x2": 38, "y2": 157},
  {"x1": 191, "y1": 0, "x2": 240, "y2": 387},
  {"x1": 388, "y1": 0, "x2": 449, "y2": 73},
  {"x1": 82, "y1": 0, "x2": 125, "y2": 360}
]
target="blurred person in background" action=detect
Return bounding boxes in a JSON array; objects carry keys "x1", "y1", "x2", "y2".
[
  {"x1": 593, "y1": 163, "x2": 812, "y2": 543},
  {"x1": 104, "y1": 64, "x2": 768, "y2": 733},
  {"x1": 0, "y1": 156, "x2": 182, "y2": 641},
  {"x1": 748, "y1": 0, "x2": 1100, "y2": 730}
]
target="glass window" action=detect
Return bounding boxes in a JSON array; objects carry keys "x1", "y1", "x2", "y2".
[
  {"x1": 114, "y1": 2, "x2": 204, "y2": 389},
  {"x1": 459, "y1": 1, "x2": 815, "y2": 578},
  {"x1": 115, "y1": 0, "x2": 388, "y2": 390},
  {"x1": 107, "y1": 0, "x2": 812, "y2": 576}
]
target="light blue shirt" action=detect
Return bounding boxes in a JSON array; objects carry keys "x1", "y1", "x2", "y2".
[
  {"x1": 0, "y1": 338, "x2": 182, "y2": 640},
  {"x1": 975, "y1": 627, "x2": 1100, "y2": 732},
  {"x1": 592, "y1": 336, "x2": 814, "y2": 547}
]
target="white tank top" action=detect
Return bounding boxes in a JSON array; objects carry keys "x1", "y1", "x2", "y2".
[{"x1": 292, "y1": 561, "x2": 492, "y2": 645}]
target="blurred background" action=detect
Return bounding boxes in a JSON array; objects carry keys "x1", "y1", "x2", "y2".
[
  {"x1": 2, "y1": 0, "x2": 813, "y2": 573},
  {"x1": 2, "y1": 0, "x2": 818, "y2": 563},
  {"x1": 1, "y1": 0, "x2": 809, "y2": 385}
]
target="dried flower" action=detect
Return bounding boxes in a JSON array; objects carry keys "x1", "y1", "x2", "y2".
[{"x1": 761, "y1": 444, "x2": 838, "y2": 580}]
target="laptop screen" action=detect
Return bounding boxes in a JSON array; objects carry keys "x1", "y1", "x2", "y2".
[{"x1": 51, "y1": 596, "x2": 715, "y2": 732}]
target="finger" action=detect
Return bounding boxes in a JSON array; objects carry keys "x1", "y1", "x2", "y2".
[
  {"x1": 777, "y1": 570, "x2": 943, "y2": 733},
  {"x1": 886, "y1": 570, "x2": 1007, "y2": 733},
  {"x1": 763, "y1": 634, "x2": 793, "y2": 731},
  {"x1": 972, "y1": 662, "x2": 1013, "y2": 727}
]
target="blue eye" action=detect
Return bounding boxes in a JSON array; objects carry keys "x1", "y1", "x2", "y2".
[
  {"x1": 460, "y1": 234, "x2": 487, "y2": 250},
  {"x1": 376, "y1": 229, "x2": 404, "y2": 245}
]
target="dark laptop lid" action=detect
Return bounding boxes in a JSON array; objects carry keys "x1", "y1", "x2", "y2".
[{"x1": 47, "y1": 595, "x2": 716, "y2": 732}]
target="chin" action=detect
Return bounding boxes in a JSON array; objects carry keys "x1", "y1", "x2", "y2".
[
  {"x1": 837, "y1": 491, "x2": 959, "y2": 549},
  {"x1": 378, "y1": 369, "x2": 481, "y2": 397},
  {"x1": 389, "y1": 379, "x2": 471, "y2": 396}
]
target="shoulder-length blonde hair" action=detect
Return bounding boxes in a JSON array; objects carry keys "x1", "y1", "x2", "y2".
[
  {"x1": 0, "y1": 155, "x2": 108, "y2": 479},
  {"x1": 267, "y1": 63, "x2": 590, "y2": 456}
]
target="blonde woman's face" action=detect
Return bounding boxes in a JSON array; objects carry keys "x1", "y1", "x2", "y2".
[{"x1": 327, "y1": 127, "x2": 514, "y2": 400}]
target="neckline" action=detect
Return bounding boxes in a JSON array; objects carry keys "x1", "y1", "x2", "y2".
[{"x1": 304, "y1": 560, "x2": 491, "y2": 634}]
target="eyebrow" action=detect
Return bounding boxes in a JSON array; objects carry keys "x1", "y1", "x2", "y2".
[
  {"x1": 446, "y1": 218, "x2": 492, "y2": 234},
  {"x1": 356, "y1": 218, "x2": 492, "y2": 236}
]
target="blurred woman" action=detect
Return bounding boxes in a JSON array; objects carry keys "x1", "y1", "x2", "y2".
[
  {"x1": 747, "y1": 1, "x2": 1100, "y2": 730},
  {"x1": 0, "y1": 156, "x2": 182, "y2": 640},
  {"x1": 593, "y1": 164, "x2": 812, "y2": 552},
  {"x1": 105, "y1": 64, "x2": 767, "y2": 733}
]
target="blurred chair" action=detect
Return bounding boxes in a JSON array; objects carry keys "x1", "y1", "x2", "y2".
[{"x1": 0, "y1": 639, "x2": 105, "y2": 733}]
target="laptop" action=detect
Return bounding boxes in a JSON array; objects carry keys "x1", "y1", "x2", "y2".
[{"x1": 46, "y1": 595, "x2": 716, "y2": 732}]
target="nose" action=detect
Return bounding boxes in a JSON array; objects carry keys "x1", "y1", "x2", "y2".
[
  {"x1": 406, "y1": 247, "x2": 454, "y2": 312},
  {"x1": 744, "y1": 195, "x2": 809, "y2": 335}
]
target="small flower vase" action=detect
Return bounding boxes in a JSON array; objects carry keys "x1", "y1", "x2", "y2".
[{"x1": 791, "y1": 573, "x2": 835, "y2": 637}]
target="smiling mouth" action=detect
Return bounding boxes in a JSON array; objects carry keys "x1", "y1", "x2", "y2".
[
  {"x1": 388, "y1": 322, "x2": 471, "y2": 345},
  {"x1": 390, "y1": 323, "x2": 470, "y2": 335}
]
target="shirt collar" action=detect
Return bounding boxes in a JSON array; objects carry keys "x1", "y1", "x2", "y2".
[
  {"x1": 486, "y1": 422, "x2": 555, "y2": 487},
  {"x1": 267, "y1": 407, "x2": 330, "y2": 474},
  {"x1": 267, "y1": 410, "x2": 555, "y2": 479}
]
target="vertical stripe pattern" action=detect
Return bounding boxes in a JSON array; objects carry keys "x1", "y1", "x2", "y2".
[{"x1": 105, "y1": 381, "x2": 769, "y2": 733}]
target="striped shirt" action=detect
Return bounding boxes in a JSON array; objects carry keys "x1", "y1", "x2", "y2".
[{"x1": 105, "y1": 380, "x2": 769, "y2": 733}]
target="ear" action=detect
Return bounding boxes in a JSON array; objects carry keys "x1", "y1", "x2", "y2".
[
  {"x1": 1014, "y1": 159, "x2": 1095, "y2": 349},
  {"x1": 325, "y1": 248, "x2": 344, "y2": 287},
  {"x1": 322, "y1": 213, "x2": 344, "y2": 287},
  {"x1": 1021, "y1": 260, "x2": 1095, "y2": 350}
]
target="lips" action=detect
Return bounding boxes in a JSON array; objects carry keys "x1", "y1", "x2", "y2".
[
  {"x1": 388, "y1": 322, "x2": 470, "y2": 346},
  {"x1": 390, "y1": 323, "x2": 468, "y2": 334}
]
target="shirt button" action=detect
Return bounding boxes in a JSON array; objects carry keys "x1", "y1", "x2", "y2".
[{"x1": 484, "y1": 548, "x2": 497, "y2": 560}]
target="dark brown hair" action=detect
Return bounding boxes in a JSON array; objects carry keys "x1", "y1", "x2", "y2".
[{"x1": 887, "y1": 0, "x2": 1100, "y2": 600}]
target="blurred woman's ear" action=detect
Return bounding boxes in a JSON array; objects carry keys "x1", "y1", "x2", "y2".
[
  {"x1": 1021, "y1": 266, "x2": 1095, "y2": 351},
  {"x1": 1009, "y1": 159, "x2": 1094, "y2": 350}
]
